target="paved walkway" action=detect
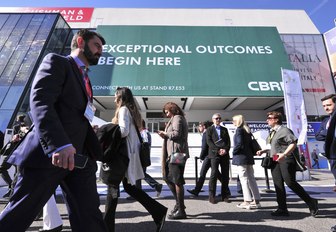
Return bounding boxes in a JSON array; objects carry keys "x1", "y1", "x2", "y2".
[{"x1": 0, "y1": 169, "x2": 335, "y2": 232}]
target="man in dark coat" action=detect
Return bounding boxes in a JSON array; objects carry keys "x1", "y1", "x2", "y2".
[
  {"x1": 0, "y1": 29, "x2": 107, "y2": 232},
  {"x1": 315, "y1": 94, "x2": 336, "y2": 192},
  {"x1": 206, "y1": 113, "x2": 231, "y2": 204},
  {"x1": 187, "y1": 121, "x2": 219, "y2": 196}
]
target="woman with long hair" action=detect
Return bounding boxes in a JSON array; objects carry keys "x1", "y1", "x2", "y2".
[
  {"x1": 232, "y1": 115, "x2": 261, "y2": 209},
  {"x1": 106, "y1": 87, "x2": 167, "y2": 232},
  {"x1": 157, "y1": 102, "x2": 189, "y2": 219}
]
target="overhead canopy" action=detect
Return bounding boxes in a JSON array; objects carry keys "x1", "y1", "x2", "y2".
[{"x1": 91, "y1": 25, "x2": 292, "y2": 98}]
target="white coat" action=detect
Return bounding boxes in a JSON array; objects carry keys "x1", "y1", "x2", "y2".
[{"x1": 118, "y1": 106, "x2": 144, "y2": 185}]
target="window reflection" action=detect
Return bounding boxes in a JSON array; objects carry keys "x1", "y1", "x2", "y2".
[{"x1": 0, "y1": 13, "x2": 70, "y2": 131}]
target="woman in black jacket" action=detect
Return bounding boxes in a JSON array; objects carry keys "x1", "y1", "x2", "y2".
[{"x1": 232, "y1": 115, "x2": 261, "y2": 209}]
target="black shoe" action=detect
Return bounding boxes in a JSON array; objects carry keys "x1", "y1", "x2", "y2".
[
  {"x1": 271, "y1": 209, "x2": 289, "y2": 217},
  {"x1": 187, "y1": 189, "x2": 199, "y2": 197},
  {"x1": 169, "y1": 204, "x2": 179, "y2": 215},
  {"x1": 155, "y1": 208, "x2": 167, "y2": 232},
  {"x1": 39, "y1": 225, "x2": 63, "y2": 232},
  {"x1": 309, "y1": 198, "x2": 319, "y2": 217},
  {"x1": 209, "y1": 195, "x2": 217, "y2": 204},
  {"x1": 168, "y1": 209, "x2": 187, "y2": 220},
  {"x1": 222, "y1": 197, "x2": 231, "y2": 203},
  {"x1": 156, "y1": 184, "x2": 163, "y2": 197}
]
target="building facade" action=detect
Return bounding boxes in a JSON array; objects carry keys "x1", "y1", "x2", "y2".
[{"x1": 0, "y1": 7, "x2": 334, "y2": 133}]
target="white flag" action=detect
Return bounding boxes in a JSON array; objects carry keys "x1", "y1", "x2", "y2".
[{"x1": 281, "y1": 68, "x2": 307, "y2": 145}]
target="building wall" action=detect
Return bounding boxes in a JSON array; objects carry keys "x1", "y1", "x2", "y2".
[{"x1": 68, "y1": 8, "x2": 319, "y2": 35}]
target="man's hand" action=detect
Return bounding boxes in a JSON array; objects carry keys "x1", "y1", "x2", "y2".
[
  {"x1": 52, "y1": 146, "x2": 76, "y2": 171},
  {"x1": 218, "y1": 149, "x2": 226, "y2": 156},
  {"x1": 11, "y1": 134, "x2": 21, "y2": 142}
]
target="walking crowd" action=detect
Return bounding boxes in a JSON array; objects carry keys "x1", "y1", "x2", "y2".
[{"x1": 0, "y1": 29, "x2": 335, "y2": 232}]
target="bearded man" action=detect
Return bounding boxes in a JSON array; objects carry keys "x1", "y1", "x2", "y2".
[{"x1": 0, "y1": 29, "x2": 107, "y2": 232}]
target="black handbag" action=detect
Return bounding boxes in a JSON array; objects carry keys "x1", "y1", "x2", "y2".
[
  {"x1": 169, "y1": 141, "x2": 187, "y2": 166},
  {"x1": 139, "y1": 142, "x2": 151, "y2": 167},
  {"x1": 134, "y1": 122, "x2": 151, "y2": 168},
  {"x1": 250, "y1": 134, "x2": 262, "y2": 155},
  {"x1": 170, "y1": 152, "x2": 186, "y2": 166},
  {"x1": 261, "y1": 154, "x2": 275, "y2": 169}
]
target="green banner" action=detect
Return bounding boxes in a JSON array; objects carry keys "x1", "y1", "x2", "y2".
[{"x1": 91, "y1": 25, "x2": 291, "y2": 96}]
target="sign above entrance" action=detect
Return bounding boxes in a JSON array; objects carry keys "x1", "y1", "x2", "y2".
[
  {"x1": 6, "y1": 7, "x2": 94, "y2": 22},
  {"x1": 92, "y1": 25, "x2": 292, "y2": 96}
]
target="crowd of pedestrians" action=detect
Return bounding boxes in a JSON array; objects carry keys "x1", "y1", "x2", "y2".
[{"x1": 0, "y1": 28, "x2": 335, "y2": 232}]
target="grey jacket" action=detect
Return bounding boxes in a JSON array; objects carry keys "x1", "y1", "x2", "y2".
[{"x1": 161, "y1": 115, "x2": 189, "y2": 173}]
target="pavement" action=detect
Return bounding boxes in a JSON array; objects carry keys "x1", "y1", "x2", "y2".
[{"x1": 0, "y1": 169, "x2": 336, "y2": 232}]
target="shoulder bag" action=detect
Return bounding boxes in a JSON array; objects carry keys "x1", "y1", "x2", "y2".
[
  {"x1": 134, "y1": 121, "x2": 151, "y2": 168},
  {"x1": 170, "y1": 142, "x2": 187, "y2": 166},
  {"x1": 261, "y1": 153, "x2": 275, "y2": 169},
  {"x1": 250, "y1": 134, "x2": 262, "y2": 155}
]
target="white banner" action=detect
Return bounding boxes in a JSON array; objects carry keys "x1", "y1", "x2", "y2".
[
  {"x1": 280, "y1": 34, "x2": 335, "y2": 116},
  {"x1": 281, "y1": 69, "x2": 307, "y2": 145}
]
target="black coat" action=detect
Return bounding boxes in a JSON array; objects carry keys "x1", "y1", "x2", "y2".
[
  {"x1": 96, "y1": 123, "x2": 129, "y2": 186},
  {"x1": 206, "y1": 125, "x2": 230, "y2": 159},
  {"x1": 325, "y1": 111, "x2": 336, "y2": 160},
  {"x1": 232, "y1": 127, "x2": 255, "y2": 165},
  {"x1": 199, "y1": 132, "x2": 209, "y2": 160},
  {"x1": 8, "y1": 54, "x2": 102, "y2": 167},
  {"x1": 315, "y1": 116, "x2": 329, "y2": 141}
]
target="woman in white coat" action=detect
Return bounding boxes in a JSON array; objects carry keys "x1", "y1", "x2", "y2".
[{"x1": 111, "y1": 87, "x2": 167, "y2": 232}]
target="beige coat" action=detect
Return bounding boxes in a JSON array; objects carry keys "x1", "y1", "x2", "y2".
[{"x1": 161, "y1": 115, "x2": 189, "y2": 176}]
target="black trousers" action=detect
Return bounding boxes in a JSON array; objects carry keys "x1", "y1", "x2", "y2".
[
  {"x1": 271, "y1": 157, "x2": 312, "y2": 210},
  {"x1": 194, "y1": 157, "x2": 211, "y2": 192},
  {"x1": 209, "y1": 155, "x2": 230, "y2": 198},
  {"x1": 123, "y1": 178, "x2": 166, "y2": 221},
  {"x1": 0, "y1": 159, "x2": 106, "y2": 232},
  {"x1": 136, "y1": 167, "x2": 161, "y2": 191},
  {"x1": 104, "y1": 185, "x2": 119, "y2": 232},
  {"x1": 329, "y1": 159, "x2": 336, "y2": 185},
  {"x1": 0, "y1": 156, "x2": 13, "y2": 186}
]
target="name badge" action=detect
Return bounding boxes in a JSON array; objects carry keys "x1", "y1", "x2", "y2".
[{"x1": 84, "y1": 101, "x2": 96, "y2": 122}]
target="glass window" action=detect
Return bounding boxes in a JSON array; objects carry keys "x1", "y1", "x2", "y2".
[{"x1": 0, "y1": 13, "x2": 69, "y2": 130}]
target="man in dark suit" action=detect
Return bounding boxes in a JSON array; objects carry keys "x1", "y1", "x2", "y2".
[
  {"x1": 187, "y1": 121, "x2": 212, "y2": 196},
  {"x1": 0, "y1": 29, "x2": 107, "y2": 232},
  {"x1": 315, "y1": 94, "x2": 336, "y2": 192},
  {"x1": 206, "y1": 113, "x2": 231, "y2": 204}
]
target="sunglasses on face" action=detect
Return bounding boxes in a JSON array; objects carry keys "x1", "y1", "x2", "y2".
[
  {"x1": 213, "y1": 117, "x2": 221, "y2": 120},
  {"x1": 267, "y1": 117, "x2": 276, "y2": 120}
]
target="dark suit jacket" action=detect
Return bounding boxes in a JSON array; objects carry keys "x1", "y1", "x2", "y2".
[
  {"x1": 9, "y1": 53, "x2": 102, "y2": 168},
  {"x1": 325, "y1": 111, "x2": 336, "y2": 160},
  {"x1": 206, "y1": 125, "x2": 230, "y2": 159},
  {"x1": 315, "y1": 116, "x2": 330, "y2": 141},
  {"x1": 232, "y1": 127, "x2": 254, "y2": 165},
  {"x1": 199, "y1": 132, "x2": 209, "y2": 160}
]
